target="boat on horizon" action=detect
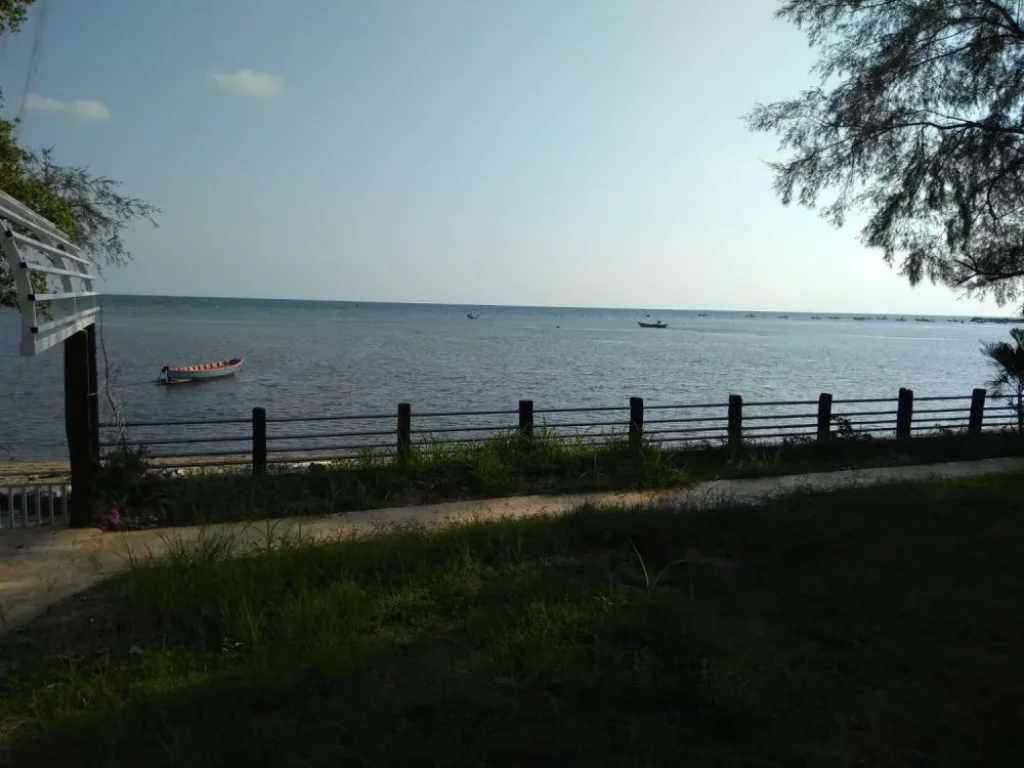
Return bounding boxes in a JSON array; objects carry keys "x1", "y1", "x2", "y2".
[
  {"x1": 467, "y1": 312, "x2": 481, "y2": 320},
  {"x1": 638, "y1": 320, "x2": 668, "y2": 329},
  {"x1": 158, "y1": 357, "x2": 244, "y2": 385}
]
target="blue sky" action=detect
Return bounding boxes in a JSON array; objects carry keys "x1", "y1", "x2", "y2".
[{"x1": 0, "y1": 0, "x2": 1005, "y2": 314}]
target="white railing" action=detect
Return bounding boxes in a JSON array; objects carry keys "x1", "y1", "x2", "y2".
[
  {"x1": 0, "y1": 481, "x2": 71, "y2": 528},
  {"x1": 0, "y1": 189, "x2": 98, "y2": 356}
]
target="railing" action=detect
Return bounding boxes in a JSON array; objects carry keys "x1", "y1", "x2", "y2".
[
  {"x1": 0, "y1": 481, "x2": 72, "y2": 529},
  {"x1": 95, "y1": 387, "x2": 1014, "y2": 472},
  {"x1": 1, "y1": 386, "x2": 1019, "y2": 529}
]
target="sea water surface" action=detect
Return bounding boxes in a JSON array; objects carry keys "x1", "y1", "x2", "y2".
[{"x1": 0, "y1": 296, "x2": 1014, "y2": 460}]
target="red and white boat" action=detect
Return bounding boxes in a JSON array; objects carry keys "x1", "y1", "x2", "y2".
[{"x1": 158, "y1": 356, "x2": 244, "y2": 385}]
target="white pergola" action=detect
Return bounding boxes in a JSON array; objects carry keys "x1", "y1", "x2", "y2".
[
  {"x1": 0, "y1": 189, "x2": 100, "y2": 527},
  {"x1": 0, "y1": 189, "x2": 97, "y2": 356}
]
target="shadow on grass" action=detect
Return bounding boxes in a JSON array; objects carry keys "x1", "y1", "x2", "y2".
[{"x1": 5, "y1": 472, "x2": 1024, "y2": 765}]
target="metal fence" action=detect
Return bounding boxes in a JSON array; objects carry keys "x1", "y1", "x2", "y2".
[
  {"x1": 1, "y1": 387, "x2": 1019, "y2": 529},
  {"x1": 94, "y1": 388, "x2": 1017, "y2": 470}
]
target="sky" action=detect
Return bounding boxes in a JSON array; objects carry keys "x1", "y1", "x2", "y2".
[{"x1": 0, "y1": 0, "x2": 1009, "y2": 315}]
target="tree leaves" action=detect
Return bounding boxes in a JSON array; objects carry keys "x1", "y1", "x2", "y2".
[
  {"x1": 749, "y1": 1, "x2": 1024, "y2": 308},
  {"x1": 0, "y1": 98, "x2": 158, "y2": 310}
]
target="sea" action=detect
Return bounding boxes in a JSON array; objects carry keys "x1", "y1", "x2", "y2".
[{"x1": 0, "y1": 295, "x2": 1017, "y2": 460}]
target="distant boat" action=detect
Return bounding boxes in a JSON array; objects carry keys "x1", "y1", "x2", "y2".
[
  {"x1": 777, "y1": 315, "x2": 789, "y2": 319},
  {"x1": 467, "y1": 312, "x2": 480, "y2": 320},
  {"x1": 697, "y1": 313, "x2": 708, "y2": 318},
  {"x1": 810, "y1": 315, "x2": 823, "y2": 320},
  {"x1": 915, "y1": 317, "x2": 934, "y2": 323},
  {"x1": 158, "y1": 357, "x2": 244, "y2": 385},
  {"x1": 745, "y1": 313, "x2": 756, "y2": 319},
  {"x1": 896, "y1": 317, "x2": 907, "y2": 322},
  {"x1": 638, "y1": 320, "x2": 668, "y2": 329}
]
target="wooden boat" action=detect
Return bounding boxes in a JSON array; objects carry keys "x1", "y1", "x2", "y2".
[
  {"x1": 158, "y1": 356, "x2": 244, "y2": 385},
  {"x1": 638, "y1": 320, "x2": 668, "y2": 329}
]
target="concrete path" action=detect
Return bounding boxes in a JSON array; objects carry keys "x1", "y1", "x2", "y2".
[{"x1": 2, "y1": 456, "x2": 1022, "y2": 632}]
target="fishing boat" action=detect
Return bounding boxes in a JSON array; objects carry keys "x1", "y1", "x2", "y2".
[
  {"x1": 638, "y1": 320, "x2": 668, "y2": 329},
  {"x1": 158, "y1": 356, "x2": 244, "y2": 385},
  {"x1": 467, "y1": 312, "x2": 480, "y2": 320}
]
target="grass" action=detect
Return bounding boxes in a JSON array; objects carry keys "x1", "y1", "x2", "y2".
[
  {"x1": 103, "y1": 428, "x2": 1024, "y2": 527},
  {"x1": 3, "y1": 473, "x2": 1024, "y2": 765}
]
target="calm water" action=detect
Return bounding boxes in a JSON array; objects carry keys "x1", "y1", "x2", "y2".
[{"x1": 0, "y1": 296, "x2": 1014, "y2": 459}]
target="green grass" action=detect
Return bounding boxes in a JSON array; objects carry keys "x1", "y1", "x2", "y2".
[
  {"x1": 105, "y1": 428, "x2": 1024, "y2": 527},
  {"x1": 4, "y1": 473, "x2": 1024, "y2": 766}
]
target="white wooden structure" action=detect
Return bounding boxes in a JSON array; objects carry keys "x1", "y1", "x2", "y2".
[{"x1": 0, "y1": 189, "x2": 98, "y2": 356}]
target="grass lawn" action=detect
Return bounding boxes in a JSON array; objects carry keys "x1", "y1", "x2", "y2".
[
  {"x1": 4, "y1": 472, "x2": 1024, "y2": 766},
  {"x1": 105, "y1": 429, "x2": 1024, "y2": 527}
]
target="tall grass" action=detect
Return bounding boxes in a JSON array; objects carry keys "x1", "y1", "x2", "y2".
[
  {"x1": 4, "y1": 473, "x2": 1024, "y2": 766},
  {"x1": 103, "y1": 427, "x2": 1024, "y2": 527}
]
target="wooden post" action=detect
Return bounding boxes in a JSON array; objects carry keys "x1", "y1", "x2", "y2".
[
  {"x1": 968, "y1": 388, "x2": 987, "y2": 435},
  {"x1": 629, "y1": 397, "x2": 644, "y2": 450},
  {"x1": 85, "y1": 323, "x2": 100, "y2": 463},
  {"x1": 728, "y1": 395, "x2": 743, "y2": 450},
  {"x1": 817, "y1": 393, "x2": 833, "y2": 442},
  {"x1": 252, "y1": 407, "x2": 267, "y2": 475},
  {"x1": 518, "y1": 400, "x2": 534, "y2": 441},
  {"x1": 896, "y1": 388, "x2": 914, "y2": 439},
  {"x1": 397, "y1": 403, "x2": 412, "y2": 457},
  {"x1": 64, "y1": 330, "x2": 94, "y2": 527}
]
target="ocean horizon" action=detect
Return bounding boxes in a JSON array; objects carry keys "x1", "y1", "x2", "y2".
[{"x1": 100, "y1": 293, "x2": 1020, "y2": 320}]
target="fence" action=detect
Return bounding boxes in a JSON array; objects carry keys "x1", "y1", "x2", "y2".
[
  {"x1": 99, "y1": 386, "x2": 1014, "y2": 469},
  {"x1": 1, "y1": 386, "x2": 1019, "y2": 529}
]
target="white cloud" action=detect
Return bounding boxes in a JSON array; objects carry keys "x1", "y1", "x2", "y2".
[
  {"x1": 26, "y1": 94, "x2": 111, "y2": 122},
  {"x1": 208, "y1": 69, "x2": 283, "y2": 97}
]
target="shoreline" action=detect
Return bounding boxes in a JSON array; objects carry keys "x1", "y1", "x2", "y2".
[{"x1": 0, "y1": 452, "x2": 370, "y2": 482}]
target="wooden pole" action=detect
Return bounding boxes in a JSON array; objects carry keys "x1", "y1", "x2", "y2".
[
  {"x1": 86, "y1": 323, "x2": 100, "y2": 463},
  {"x1": 817, "y1": 393, "x2": 833, "y2": 442},
  {"x1": 728, "y1": 395, "x2": 743, "y2": 450},
  {"x1": 896, "y1": 388, "x2": 914, "y2": 439},
  {"x1": 629, "y1": 397, "x2": 644, "y2": 450},
  {"x1": 64, "y1": 330, "x2": 94, "y2": 527},
  {"x1": 968, "y1": 388, "x2": 987, "y2": 436},
  {"x1": 397, "y1": 403, "x2": 412, "y2": 457},
  {"x1": 518, "y1": 400, "x2": 534, "y2": 441},
  {"x1": 252, "y1": 407, "x2": 267, "y2": 475}
]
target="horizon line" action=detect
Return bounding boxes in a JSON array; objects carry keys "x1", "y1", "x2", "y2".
[{"x1": 100, "y1": 292, "x2": 1018, "y2": 319}]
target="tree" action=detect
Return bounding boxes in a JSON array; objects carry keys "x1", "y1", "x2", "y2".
[
  {"x1": 981, "y1": 328, "x2": 1024, "y2": 432},
  {"x1": 0, "y1": 0, "x2": 158, "y2": 310},
  {"x1": 748, "y1": 1, "x2": 1024, "y2": 308},
  {"x1": 0, "y1": 0, "x2": 33, "y2": 36}
]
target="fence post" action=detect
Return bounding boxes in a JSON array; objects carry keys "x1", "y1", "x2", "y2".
[
  {"x1": 252, "y1": 407, "x2": 267, "y2": 475},
  {"x1": 728, "y1": 394, "x2": 743, "y2": 450},
  {"x1": 968, "y1": 388, "x2": 987, "y2": 435},
  {"x1": 64, "y1": 329, "x2": 95, "y2": 527},
  {"x1": 86, "y1": 323, "x2": 100, "y2": 463},
  {"x1": 397, "y1": 403, "x2": 412, "y2": 457},
  {"x1": 519, "y1": 399, "x2": 534, "y2": 441},
  {"x1": 629, "y1": 397, "x2": 644, "y2": 450},
  {"x1": 896, "y1": 388, "x2": 914, "y2": 439},
  {"x1": 817, "y1": 392, "x2": 833, "y2": 443}
]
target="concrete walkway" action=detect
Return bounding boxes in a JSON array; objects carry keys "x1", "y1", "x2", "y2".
[{"x1": 2, "y1": 456, "x2": 1022, "y2": 632}]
